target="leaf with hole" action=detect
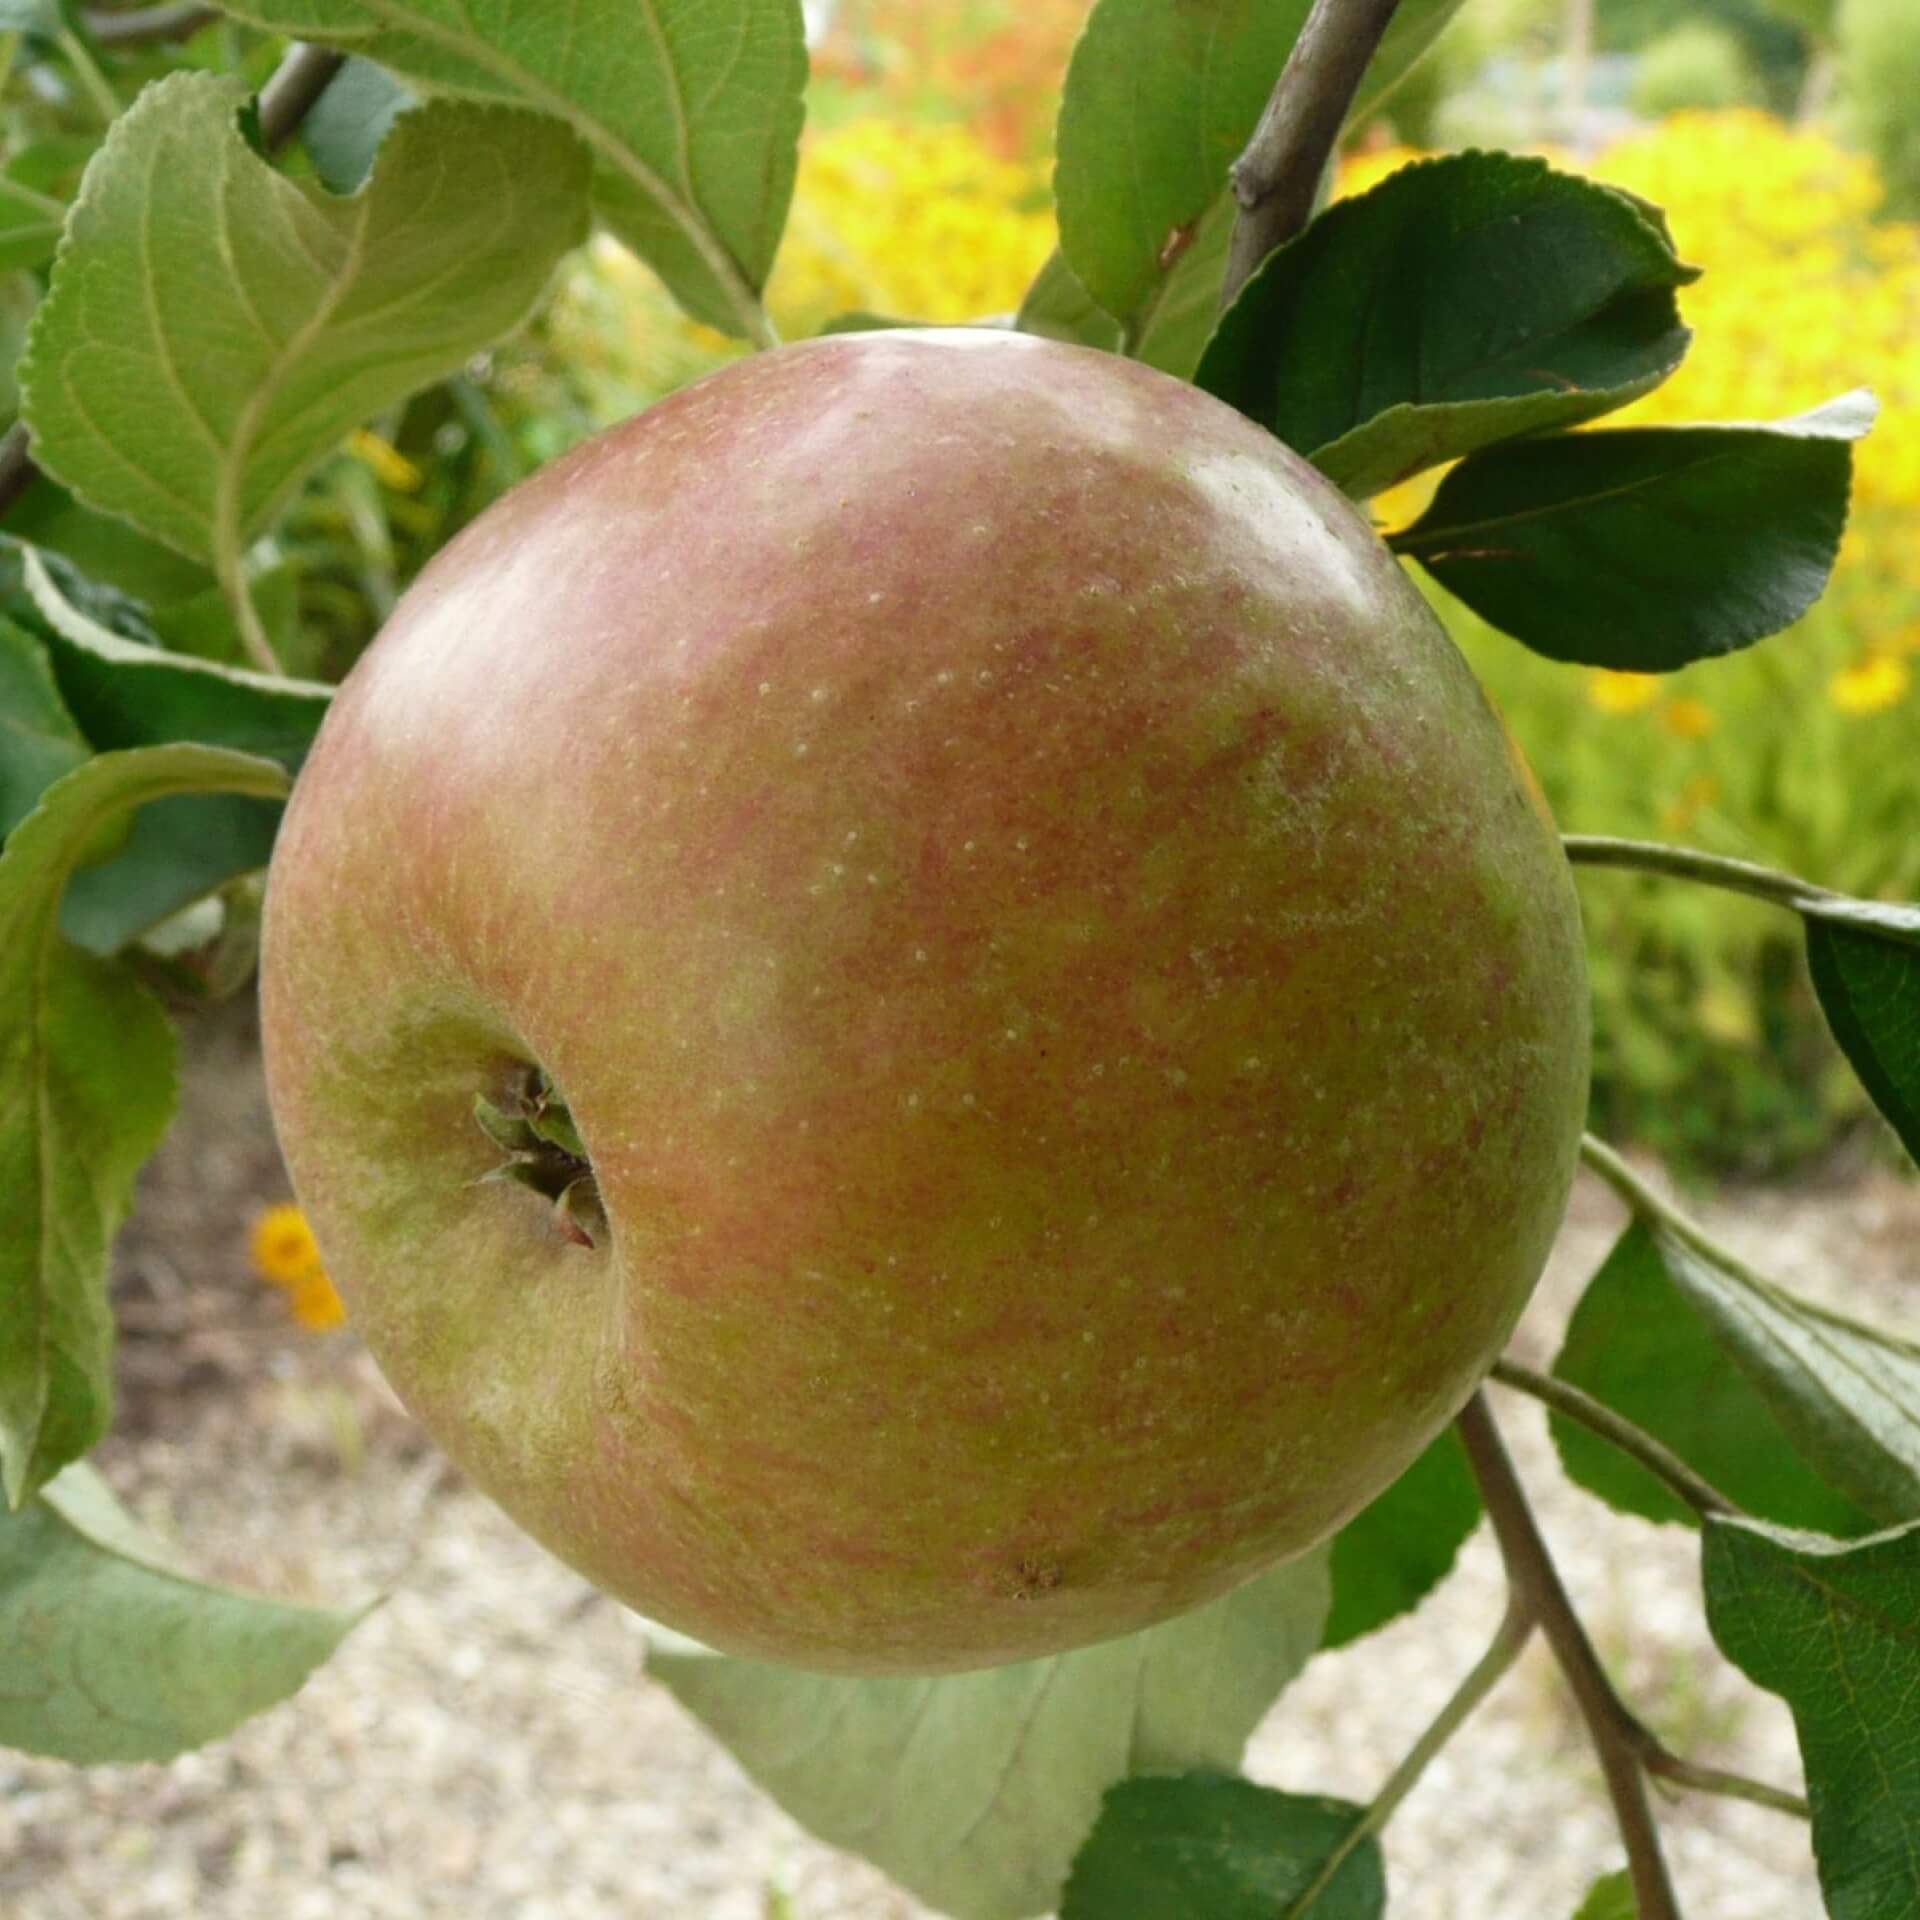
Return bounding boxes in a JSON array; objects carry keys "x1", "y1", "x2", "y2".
[
  {"x1": 1054, "y1": 0, "x2": 1467, "y2": 345},
  {"x1": 650, "y1": 1550, "x2": 1329, "y2": 1920},
  {"x1": 1705, "y1": 1514, "x2": 1920, "y2": 1920},
  {"x1": 0, "y1": 1461, "x2": 367, "y2": 1761},
  {"x1": 1059, "y1": 1773, "x2": 1384, "y2": 1920},
  {"x1": 212, "y1": 0, "x2": 806, "y2": 339},
  {"x1": 1197, "y1": 151, "x2": 1696, "y2": 497},
  {"x1": 1389, "y1": 391, "x2": 1874, "y2": 669}
]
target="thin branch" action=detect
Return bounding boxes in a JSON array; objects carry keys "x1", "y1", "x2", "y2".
[
  {"x1": 1219, "y1": 0, "x2": 1402, "y2": 310},
  {"x1": 1489, "y1": 1360, "x2": 1737, "y2": 1520},
  {"x1": 1456, "y1": 1392, "x2": 1682, "y2": 1920},
  {"x1": 1642, "y1": 1747, "x2": 1811, "y2": 1822},
  {"x1": 83, "y1": 4, "x2": 216, "y2": 47},
  {"x1": 1564, "y1": 834, "x2": 1827, "y2": 916},
  {"x1": 257, "y1": 42, "x2": 347, "y2": 151},
  {"x1": 1287, "y1": 1595, "x2": 1535, "y2": 1915}
]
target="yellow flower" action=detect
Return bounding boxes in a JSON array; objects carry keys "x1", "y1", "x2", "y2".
[
  {"x1": 1660, "y1": 697, "x2": 1715, "y2": 740},
  {"x1": 1587, "y1": 671, "x2": 1660, "y2": 715},
  {"x1": 1829, "y1": 653, "x2": 1912, "y2": 715},
  {"x1": 249, "y1": 1204, "x2": 347, "y2": 1330},
  {"x1": 346, "y1": 429, "x2": 423, "y2": 493},
  {"x1": 250, "y1": 1203, "x2": 321, "y2": 1285},
  {"x1": 286, "y1": 1269, "x2": 348, "y2": 1332}
]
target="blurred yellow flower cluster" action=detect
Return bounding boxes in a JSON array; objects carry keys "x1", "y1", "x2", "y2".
[
  {"x1": 1348, "y1": 110, "x2": 1920, "y2": 721},
  {"x1": 769, "y1": 118, "x2": 1056, "y2": 333},
  {"x1": 249, "y1": 1203, "x2": 346, "y2": 1332}
]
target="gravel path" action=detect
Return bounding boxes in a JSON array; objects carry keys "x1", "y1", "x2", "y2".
[{"x1": 5, "y1": 1006, "x2": 1914, "y2": 1918}]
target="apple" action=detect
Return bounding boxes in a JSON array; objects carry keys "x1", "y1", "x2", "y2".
[{"x1": 260, "y1": 329, "x2": 1588, "y2": 1674}]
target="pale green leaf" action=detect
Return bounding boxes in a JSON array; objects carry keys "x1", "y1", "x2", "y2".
[
  {"x1": 0, "y1": 1461, "x2": 366, "y2": 1762},
  {"x1": 1654, "y1": 1227, "x2": 1920, "y2": 1527},
  {"x1": 0, "y1": 744, "x2": 288, "y2": 1506},
  {"x1": 651, "y1": 1552, "x2": 1330, "y2": 1920},
  {"x1": 19, "y1": 71, "x2": 590, "y2": 593},
  {"x1": 211, "y1": 0, "x2": 807, "y2": 338}
]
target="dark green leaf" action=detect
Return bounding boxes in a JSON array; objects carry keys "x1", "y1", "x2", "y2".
[
  {"x1": 1552, "y1": 1220, "x2": 1872, "y2": 1535},
  {"x1": 1016, "y1": 248, "x2": 1124, "y2": 354},
  {"x1": 651, "y1": 1552, "x2": 1329, "y2": 1920},
  {"x1": 1197, "y1": 152, "x2": 1696, "y2": 498},
  {"x1": 1652, "y1": 1224, "x2": 1920, "y2": 1527},
  {"x1": 217, "y1": 0, "x2": 807, "y2": 341},
  {"x1": 60, "y1": 789, "x2": 283, "y2": 954},
  {"x1": 1055, "y1": 0, "x2": 1466, "y2": 341},
  {"x1": 298, "y1": 53, "x2": 413, "y2": 193},
  {"x1": 146, "y1": 562, "x2": 302, "y2": 669},
  {"x1": 0, "y1": 616, "x2": 88, "y2": 842},
  {"x1": 1572, "y1": 1871, "x2": 1636, "y2": 1918},
  {"x1": 1391, "y1": 391, "x2": 1874, "y2": 669},
  {"x1": 1060, "y1": 1774, "x2": 1384, "y2": 1920},
  {"x1": 0, "y1": 744, "x2": 288, "y2": 1506},
  {"x1": 1324, "y1": 1427, "x2": 1480, "y2": 1648},
  {"x1": 4, "y1": 476, "x2": 216, "y2": 606},
  {"x1": 23, "y1": 549, "x2": 329, "y2": 771},
  {"x1": 1806, "y1": 918, "x2": 1920, "y2": 1164},
  {"x1": 0, "y1": 1461, "x2": 365, "y2": 1762},
  {"x1": 1705, "y1": 1514, "x2": 1920, "y2": 1920}
]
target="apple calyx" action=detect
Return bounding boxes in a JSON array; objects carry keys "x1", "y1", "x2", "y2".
[{"x1": 472, "y1": 1067, "x2": 604, "y2": 1248}]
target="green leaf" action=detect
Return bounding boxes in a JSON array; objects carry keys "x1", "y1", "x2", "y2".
[
  {"x1": 212, "y1": 0, "x2": 807, "y2": 340},
  {"x1": 1390, "y1": 391, "x2": 1875, "y2": 670},
  {"x1": 0, "y1": 743, "x2": 288, "y2": 1506},
  {"x1": 0, "y1": 1461, "x2": 365, "y2": 1762},
  {"x1": 1572, "y1": 1871, "x2": 1636, "y2": 1919},
  {"x1": 1323, "y1": 1427, "x2": 1480, "y2": 1648},
  {"x1": 0, "y1": 135, "x2": 90, "y2": 275},
  {"x1": 1650, "y1": 1224, "x2": 1920, "y2": 1528},
  {"x1": 650, "y1": 1552, "x2": 1330, "y2": 1920},
  {"x1": 0, "y1": 616, "x2": 88, "y2": 842},
  {"x1": 1704, "y1": 1514, "x2": 1920, "y2": 1920},
  {"x1": 4, "y1": 476, "x2": 216, "y2": 606},
  {"x1": 19, "y1": 72, "x2": 590, "y2": 591},
  {"x1": 1132, "y1": 193, "x2": 1238, "y2": 380},
  {"x1": 1806, "y1": 917, "x2": 1920, "y2": 1165},
  {"x1": 1054, "y1": 0, "x2": 1466, "y2": 342},
  {"x1": 298, "y1": 53, "x2": 412, "y2": 192},
  {"x1": 1551, "y1": 1220, "x2": 1873, "y2": 1536},
  {"x1": 1197, "y1": 152, "x2": 1696, "y2": 499},
  {"x1": 23, "y1": 541, "x2": 330, "y2": 771},
  {"x1": 1016, "y1": 248, "x2": 1124, "y2": 353},
  {"x1": 1059, "y1": 1774, "x2": 1383, "y2": 1920}
]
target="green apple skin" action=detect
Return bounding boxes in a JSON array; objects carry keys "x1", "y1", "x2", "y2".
[{"x1": 260, "y1": 329, "x2": 1588, "y2": 1674}]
